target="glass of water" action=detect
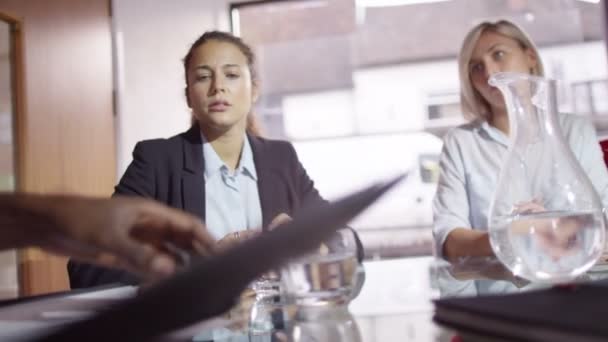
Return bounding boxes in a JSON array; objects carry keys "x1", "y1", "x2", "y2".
[
  {"x1": 248, "y1": 271, "x2": 283, "y2": 334},
  {"x1": 280, "y1": 228, "x2": 359, "y2": 307}
]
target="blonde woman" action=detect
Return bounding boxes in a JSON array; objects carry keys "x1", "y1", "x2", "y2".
[{"x1": 432, "y1": 20, "x2": 608, "y2": 295}]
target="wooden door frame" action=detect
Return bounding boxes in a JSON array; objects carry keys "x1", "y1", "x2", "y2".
[
  {"x1": 0, "y1": 10, "x2": 28, "y2": 297},
  {"x1": 0, "y1": 11, "x2": 25, "y2": 192}
]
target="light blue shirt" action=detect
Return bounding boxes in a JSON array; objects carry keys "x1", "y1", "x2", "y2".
[
  {"x1": 432, "y1": 113, "x2": 608, "y2": 296},
  {"x1": 202, "y1": 133, "x2": 263, "y2": 240}
]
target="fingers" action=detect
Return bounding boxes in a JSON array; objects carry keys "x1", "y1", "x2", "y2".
[
  {"x1": 268, "y1": 213, "x2": 292, "y2": 230},
  {"x1": 128, "y1": 198, "x2": 217, "y2": 256},
  {"x1": 216, "y1": 229, "x2": 260, "y2": 251},
  {"x1": 90, "y1": 197, "x2": 215, "y2": 278},
  {"x1": 37, "y1": 195, "x2": 218, "y2": 279},
  {"x1": 109, "y1": 233, "x2": 177, "y2": 279},
  {"x1": 514, "y1": 201, "x2": 545, "y2": 214}
]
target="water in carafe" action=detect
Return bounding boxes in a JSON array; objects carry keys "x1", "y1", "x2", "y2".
[{"x1": 487, "y1": 72, "x2": 605, "y2": 283}]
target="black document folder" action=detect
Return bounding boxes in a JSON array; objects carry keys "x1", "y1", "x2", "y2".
[
  {"x1": 38, "y1": 174, "x2": 406, "y2": 341},
  {"x1": 434, "y1": 280, "x2": 608, "y2": 342}
]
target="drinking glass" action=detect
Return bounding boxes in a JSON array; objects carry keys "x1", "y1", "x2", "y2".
[{"x1": 280, "y1": 228, "x2": 359, "y2": 307}]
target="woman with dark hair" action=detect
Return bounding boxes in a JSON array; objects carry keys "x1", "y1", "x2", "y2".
[{"x1": 68, "y1": 31, "x2": 357, "y2": 288}]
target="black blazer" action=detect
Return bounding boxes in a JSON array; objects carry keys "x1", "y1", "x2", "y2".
[{"x1": 68, "y1": 126, "x2": 361, "y2": 288}]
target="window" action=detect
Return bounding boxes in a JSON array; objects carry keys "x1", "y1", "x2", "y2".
[{"x1": 231, "y1": 0, "x2": 607, "y2": 259}]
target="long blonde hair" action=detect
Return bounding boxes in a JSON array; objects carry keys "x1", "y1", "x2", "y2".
[{"x1": 458, "y1": 19, "x2": 544, "y2": 121}]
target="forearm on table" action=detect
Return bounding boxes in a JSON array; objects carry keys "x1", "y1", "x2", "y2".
[{"x1": 443, "y1": 228, "x2": 494, "y2": 262}]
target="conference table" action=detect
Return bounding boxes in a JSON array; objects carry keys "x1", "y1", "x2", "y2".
[{"x1": 2, "y1": 256, "x2": 607, "y2": 341}]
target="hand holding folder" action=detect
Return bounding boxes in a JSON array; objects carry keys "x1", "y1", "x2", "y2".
[{"x1": 39, "y1": 174, "x2": 406, "y2": 342}]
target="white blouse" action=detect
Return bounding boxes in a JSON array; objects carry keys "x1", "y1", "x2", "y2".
[{"x1": 432, "y1": 113, "x2": 608, "y2": 296}]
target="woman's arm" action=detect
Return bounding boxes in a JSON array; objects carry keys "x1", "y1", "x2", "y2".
[
  {"x1": 114, "y1": 142, "x2": 157, "y2": 197},
  {"x1": 433, "y1": 132, "x2": 492, "y2": 261},
  {"x1": 1, "y1": 194, "x2": 212, "y2": 278},
  {"x1": 443, "y1": 228, "x2": 493, "y2": 261}
]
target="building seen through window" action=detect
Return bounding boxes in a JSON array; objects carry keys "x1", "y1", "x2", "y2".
[{"x1": 232, "y1": 0, "x2": 607, "y2": 259}]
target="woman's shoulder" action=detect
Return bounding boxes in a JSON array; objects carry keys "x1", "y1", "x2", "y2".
[
  {"x1": 248, "y1": 135, "x2": 296, "y2": 154},
  {"x1": 132, "y1": 128, "x2": 196, "y2": 158},
  {"x1": 443, "y1": 119, "x2": 484, "y2": 144},
  {"x1": 248, "y1": 135, "x2": 304, "y2": 172}
]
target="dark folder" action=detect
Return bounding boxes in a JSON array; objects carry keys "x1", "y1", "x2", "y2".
[
  {"x1": 434, "y1": 280, "x2": 608, "y2": 342},
  {"x1": 38, "y1": 174, "x2": 406, "y2": 341}
]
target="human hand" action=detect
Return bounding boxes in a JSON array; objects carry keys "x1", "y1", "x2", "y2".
[
  {"x1": 512, "y1": 198, "x2": 583, "y2": 261},
  {"x1": 268, "y1": 213, "x2": 292, "y2": 230},
  {"x1": 214, "y1": 212, "x2": 293, "y2": 258},
  {"x1": 37, "y1": 195, "x2": 215, "y2": 280},
  {"x1": 216, "y1": 229, "x2": 261, "y2": 251},
  {"x1": 513, "y1": 198, "x2": 545, "y2": 214},
  {"x1": 535, "y1": 215, "x2": 585, "y2": 261}
]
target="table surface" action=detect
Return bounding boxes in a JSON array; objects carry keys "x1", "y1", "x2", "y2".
[{"x1": 3, "y1": 256, "x2": 608, "y2": 341}]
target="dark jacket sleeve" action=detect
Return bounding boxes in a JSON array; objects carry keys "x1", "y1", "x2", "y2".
[
  {"x1": 113, "y1": 142, "x2": 157, "y2": 197},
  {"x1": 288, "y1": 143, "x2": 365, "y2": 262},
  {"x1": 68, "y1": 142, "x2": 156, "y2": 289}
]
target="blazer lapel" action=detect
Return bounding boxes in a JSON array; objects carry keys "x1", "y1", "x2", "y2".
[
  {"x1": 249, "y1": 134, "x2": 282, "y2": 229},
  {"x1": 182, "y1": 126, "x2": 206, "y2": 220}
]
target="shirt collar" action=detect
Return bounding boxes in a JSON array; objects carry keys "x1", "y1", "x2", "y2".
[
  {"x1": 478, "y1": 120, "x2": 510, "y2": 147},
  {"x1": 201, "y1": 132, "x2": 258, "y2": 180},
  {"x1": 239, "y1": 135, "x2": 258, "y2": 180}
]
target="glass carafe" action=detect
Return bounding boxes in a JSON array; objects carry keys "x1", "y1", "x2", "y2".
[{"x1": 487, "y1": 72, "x2": 605, "y2": 283}]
